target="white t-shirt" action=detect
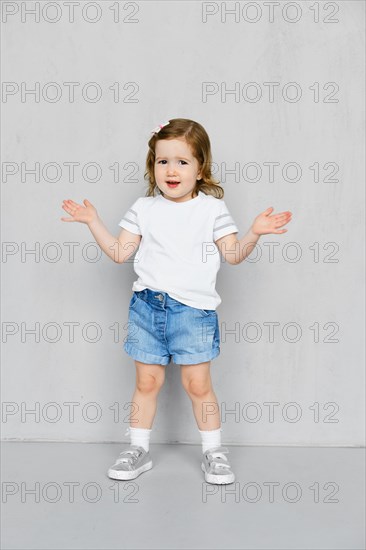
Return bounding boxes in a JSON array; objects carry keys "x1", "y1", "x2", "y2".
[{"x1": 118, "y1": 190, "x2": 239, "y2": 310}]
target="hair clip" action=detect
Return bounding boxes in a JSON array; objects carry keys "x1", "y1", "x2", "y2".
[{"x1": 151, "y1": 121, "x2": 170, "y2": 135}]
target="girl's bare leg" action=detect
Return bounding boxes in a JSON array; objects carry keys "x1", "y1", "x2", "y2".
[
  {"x1": 129, "y1": 360, "x2": 166, "y2": 429},
  {"x1": 180, "y1": 362, "x2": 221, "y2": 430}
]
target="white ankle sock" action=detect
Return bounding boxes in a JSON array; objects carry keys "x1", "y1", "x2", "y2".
[
  {"x1": 198, "y1": 427, "x2": 222, "y2": 453},
  {"x1": 125, "y1": 426, "x2": 152, "y2": 452}
]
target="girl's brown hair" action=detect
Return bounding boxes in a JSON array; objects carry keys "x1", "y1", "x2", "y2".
[{"x1": 144, "y1": 118, "x2": 224, "y2": 199}]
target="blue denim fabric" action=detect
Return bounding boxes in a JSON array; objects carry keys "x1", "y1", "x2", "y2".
[{"x1": 124, "y1": 288, "x2": 220, "y2": 365}]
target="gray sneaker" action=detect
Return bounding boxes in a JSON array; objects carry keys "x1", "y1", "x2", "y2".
[
  {"x1": 107, "y1": 445, "x2": 153, "y2": 480},
  {"x1": 201, "y1": 446, "x2": 235, "y2": 485}
]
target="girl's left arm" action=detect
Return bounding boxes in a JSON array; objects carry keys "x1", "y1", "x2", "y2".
[{"x1": 215, "y1": 207, "x2": 292, "y2": 265}]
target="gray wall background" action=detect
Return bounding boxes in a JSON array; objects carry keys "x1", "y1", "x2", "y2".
[{"x1": 2, "y1": 0, "x2": 365, "y2": 446}]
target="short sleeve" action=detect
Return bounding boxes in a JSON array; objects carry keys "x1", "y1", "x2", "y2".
[
  {"x1": 213, "y1": 200, "x2": 239, "y2": 241},
  {"x1": 118, "y1": 198, "x2": 142, "y2": 235}
]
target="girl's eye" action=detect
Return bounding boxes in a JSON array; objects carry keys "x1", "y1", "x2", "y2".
[{"x1": 157, "y1": 160, "x2": 188, "y2": 165}]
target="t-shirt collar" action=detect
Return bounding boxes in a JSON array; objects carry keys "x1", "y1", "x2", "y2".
[{"x1": 158, "y1": 190, "x2": 202, "y2": 205}]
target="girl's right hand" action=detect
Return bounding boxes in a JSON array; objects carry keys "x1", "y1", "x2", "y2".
[{"x1": 61, "y1": 199, "x2": 98, "y2": 225}]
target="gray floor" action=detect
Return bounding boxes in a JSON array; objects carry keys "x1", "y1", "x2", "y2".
[{"x1": 1, "y1": 442, "x2": 365, "y2": 550}]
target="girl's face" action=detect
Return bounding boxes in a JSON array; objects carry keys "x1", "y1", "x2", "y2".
[{"x1": 154, "y1": 137, "x2": 202, "y2": 202}]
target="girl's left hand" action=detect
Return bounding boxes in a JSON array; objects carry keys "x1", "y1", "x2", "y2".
[{"x1": 251, "y1": 207, "x2": 292, "y2": 236}]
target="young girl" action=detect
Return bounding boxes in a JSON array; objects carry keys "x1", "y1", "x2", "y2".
[{"x1": 61, "y1": 118, "x2": 292, "y2": 485}]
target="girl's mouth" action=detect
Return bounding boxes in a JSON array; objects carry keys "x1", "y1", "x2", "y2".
[{"x1": 167, "y1": 181, "x2": 180, "y2": 188}]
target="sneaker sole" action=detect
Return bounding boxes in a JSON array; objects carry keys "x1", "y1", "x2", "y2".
[
  {"x1": 201, "y1": 462, "x2": 235, "y2": 484},
  {"x1": 107, "y1": 460, "x2": 153, "y2": 480}
]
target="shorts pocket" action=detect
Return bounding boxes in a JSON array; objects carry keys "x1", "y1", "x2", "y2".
[
  {"x1": 199, "y1": 308, "x2": 216, "y2": 317},
  {"x1": 129, "y1": 292, "x2": 139, "y2": 310}
]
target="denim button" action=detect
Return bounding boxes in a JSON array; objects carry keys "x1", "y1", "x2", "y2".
[{"x1": 155, "y1": 294, "x2": 164, "y2": 301}]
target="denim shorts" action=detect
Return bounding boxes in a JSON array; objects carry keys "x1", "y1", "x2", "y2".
[{"x1": 124, "y1": 288, "x2": 220, "y2": 366}]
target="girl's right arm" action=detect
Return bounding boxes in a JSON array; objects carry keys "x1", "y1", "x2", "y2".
[{"x1": 61, "y1": 198, "x2": 141, "y2": 263}]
